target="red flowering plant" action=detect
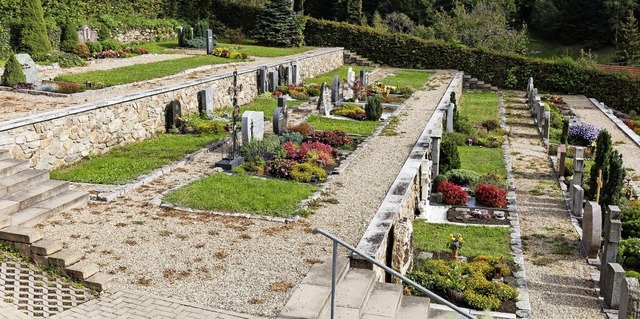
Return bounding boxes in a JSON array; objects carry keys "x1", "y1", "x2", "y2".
[
  {"x1": 474, "y1": 184, "x2": 507, "y2": 208},
  {"x1": 98, "y1": 50, "x2": 118, "y2": 59},
  {"x1": 308, "y1": 130, "x2": 353, "y2": 148},
  {"x1": 437, "y1": 182, "x2": 468, "y2": 206},
  {"x1": 283, "y1": 141, "x2": 335, "y2": 166}
]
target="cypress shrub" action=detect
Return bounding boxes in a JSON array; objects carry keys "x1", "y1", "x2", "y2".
[
  {"x1": 18, "y1": 0, "x2": 51, "y2": 55},
  {"x1": 59, "y1": 21, "x2": 79, "y2": 53},
  {"x1": 439, "y1": 138, "x2": 461, "y2": 175},
  {"x1": 587, "y1": 130, "x2": 612, "y2": 199},
  {"x1": 365, "y1": 95, "x2": 382, "y2": 121},
  {"x1": 559, "y1": 118, "x2": 569, "y2": 144},
  {"x1": 194, "y1": 20, "x2": 208, "y2": 38},
  {"x1": 179, "y1": 25, "x2": 193, "y2": 47},
  {"x1": 600, "y1": 150, "x2": 626, "y2": 206},
  {"x1": 1, "y1": 53, "x2": 27, "y2": 86}
]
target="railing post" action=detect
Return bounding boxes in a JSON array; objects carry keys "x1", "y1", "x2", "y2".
[{"x1": 331, "y1": 240, "x2": 337, "y2": 319}]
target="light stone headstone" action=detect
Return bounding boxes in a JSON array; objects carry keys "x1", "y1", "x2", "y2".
[
  {"x1": 601, "y1": 206, "x2": 622, "y2": 291},
  {"x1": 258, "y1": 66, "x2": 268, "y2": 94},
  {"x1": 602, "y1": 262, "x2": 625, "y2": 308},
  {"x1": 331, "y1": 75, "x2": 340, "y2": 104},
  {"x1": 421, "y1": 160, "x2": 433, "y2": 201},
  {"x1": 345, "y1": 67, "x2": 355, "y2": 100},
  {"x1": 571, "y1": 185, "x2": 584, "y2": 217},
  {"x1": 77, "y1": 25, "x2": 98, "y2": 43},
  {"x1": 268, "y1": 71, "x2": 278, "y2": 92},
  {"x1": 242, "y1": 111, "x2": 265, "y2": 144},
  {"x1": 570, "y1": 147, "x2": 585, "y2": 199},
  {"x1": 285, "y1": 66, "x2": 292, "y2": 85},
  {"x1": 543, "y1": 111, "x2": 550, "y2": 140},
  {"x1": 537, "y1": 102, "x2": 544, "y2": 130},
  {"x1": 273, "y1": 97, "x2": 288, "y2": 136},
  {"x1": 198, "y1": 87, "x2": 214, "y2": 117},
  {"x1": 431, "y1": 133, "x2": 442, "y2": 178},
  {"x1": 206, "y1": 29, "x2": 214, "y2": 55},
  {"x1": 317, "y1": 82, "x2": 331, "y2": 116},
  {"x1": 620, "y1": 278, "x2": 640, "y2": 319},
  {"x1": 557, "y1": 144, "x2": 567, "y2": 178},
  {"x1": 526, "y1": 77, "x2": 534, "y2": 98},
  {"x1": 15, "y1": 54, "x2": 39, "y2": 85},
  {"x1": 446, "y1": 103, "x2": 455, "y2": 133},
  {"x1": 582, "y1": 201, "x2": 602, "y2": 259}
]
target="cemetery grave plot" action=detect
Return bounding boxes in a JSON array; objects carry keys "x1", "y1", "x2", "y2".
[{"x1": 446, "y1": 207, "x2": 510, "y2": 225}]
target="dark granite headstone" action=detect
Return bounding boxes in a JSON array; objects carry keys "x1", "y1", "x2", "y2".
[
  {"x1": 206, "y1": 29, "x2": 214, "y2": 55},
  {"x1": 258, "y1": 66, "x2": 268, "y2": 94},
  {"x1": 165, "y1": 100, "x2": 182, "y2": 131},
  {"x1": 273, "y1": 97, "x2": 288, "y2": 135}
]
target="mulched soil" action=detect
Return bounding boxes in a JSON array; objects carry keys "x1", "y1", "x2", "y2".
[{"x1": 446, "y1": 207, "x2": 510, "y2": 225}]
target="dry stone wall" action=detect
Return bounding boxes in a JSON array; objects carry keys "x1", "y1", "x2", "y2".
[
  {"x1": 0, "y1": 48, "x2": 343, "y2": 170},
  {"x1": 112, "y1": 28, "x2": 176, "y2": 44}
]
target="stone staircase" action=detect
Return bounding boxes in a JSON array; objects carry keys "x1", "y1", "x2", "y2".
[
  {"x1": 463, "y1": 74, "x2": 499, "y2": 92},
  {"x1": 0, "y1": 150, "x2": 88, "y2": 228},
  {"x1": 278, "y1": 256, "x2": 457, "y2": 319},
  {"x1": 343, "y1": 50, "x2": 381, "y2": 68}
]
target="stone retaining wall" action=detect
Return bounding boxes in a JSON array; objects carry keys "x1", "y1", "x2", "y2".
[
  {"x1": 0, "y1": 48, "x2": 343, "y2": 169},
  {"x1": 112, "y1": 27, "x2": 176, "y2": 44},
  {"x1": 352, "y1": 72, "x2": 464, "y2": 281}
]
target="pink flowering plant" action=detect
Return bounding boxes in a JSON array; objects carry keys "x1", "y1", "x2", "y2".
[
  {"x1": 265, "y1": 158, "x2": 295, "y2": 179},
  {"x1": 284, "y1": 141, "x2": 335, "y2": 166},
  {"x1": 308, "y1": 130, "x2": 353, "y2": 148}
]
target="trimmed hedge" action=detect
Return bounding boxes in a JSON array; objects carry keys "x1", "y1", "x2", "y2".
[{"x1": 304, "y1": 18, "x2": 640, "y2": 114}]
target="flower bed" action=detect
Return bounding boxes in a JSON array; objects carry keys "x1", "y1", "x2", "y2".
[{"x1": 447, "y1": 207, "x2": 510, "y2": 225}]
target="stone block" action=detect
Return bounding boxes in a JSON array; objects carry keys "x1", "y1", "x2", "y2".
[
  {"x1": 602, "y1": 262, "x2": 625, "y2": 308},
  {"x1": 48, "y1": 249, "x2": 84, "y2": 268},
  {"x1": 609, "y1": 220, "x2": 622, "y2": 243},
  {"x1": 0, "y1": 214, "x2": 10, "y2": 229},
  {"x1": 582, "y1": 201, "x2": 602, "y2": 259},
  {"x1": 620, "y1": 277, "x2": 640, "y2": 319},
  {"x1": 0, "y1": 226, "x2": 44, "y2": 244},
  {"x1": 31, "y1": 238, "x2": 63, "y2": 256},
  {"x1": 83, "y1": 272, "x2": 116, "y2": 292},
  {"x1": 13, "y1": 242, "x2": 32, "y2": 258},
  {"x1": 32, "y1": 254, "x2": 48, "y2": 265},
  {"x1": 65, "y1": 260, "x2": 99, "y2": 280}
]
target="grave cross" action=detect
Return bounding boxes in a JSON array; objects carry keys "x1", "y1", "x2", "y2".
[
  {"x1": 596, "y1": 169, "x2": 603, "y2": 203},
  {"x1": 227, "y1": 70, "x2": 243, "y2": 159}
]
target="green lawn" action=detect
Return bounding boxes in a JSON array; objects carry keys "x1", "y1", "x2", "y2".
[
  {"x1": 413, "y1": 221, "x2": 512, "y2": 261},
  {"x1": 54, "y1": 55, "x2": 235, "y2": 87},
  {"x1": 51, "y1": 133, "x2": 227, "y2": 184},
  {"x1": 460, "y1": 92, "x2": 500, "y2": 124},
  {"x1": 305, "y1": 65, "x2": 375, "y2": 86},
  {"x1": 137, "y1": 41, "x2": 180, "y2": 54},
  {"x1": 163, "y1": 173, "x2": 317, "y2": 217},
  {"x1": 305, "y1": 115, "x2": 379, "y2": 136},
  {"x1": 381, "y1": 70, "x2": 434, "y2": 89},
  {"x1": 217, "y1": 39, "x2": 313, "y2": 57},
  {"x1": 459, "y1": 145, "x2": 507, "y2": 177},
  {"x1": 241, "y1": 97, "x2": 303, "y2": 120}
]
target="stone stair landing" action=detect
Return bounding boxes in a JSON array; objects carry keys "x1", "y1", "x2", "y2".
[
  {"x1": 343, "y1": 50, "x2": 381, "y2": 68},
  {"x1": 0, "y1": 150, "x2": 88, "y2": 228}
]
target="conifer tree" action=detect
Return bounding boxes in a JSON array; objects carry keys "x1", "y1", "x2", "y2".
[
  {"x1": 600, "y1": 150, "x2": 626, "y2": 206},
  {"x1": 440, "y1": 138, "x2": 461, "y2": 175},
  {"x1": 616, "y1": 10, "x2": 640, "y2": 66},
  {"x1": 18, "y1": 0, "x2": 51, "y2": 55},
  {"x1": 588, "y1": 130, "x2": 612, "y2": 199},
  {"x1": 59, "y1": 21, "x2": 79, "y2": 53},
  {"x1": 345, "y1": 0, "x2": 363, "y2": 25},
  {"x1": 252, "y1": 0, "x2": 303, "y2": 47},
  {"x1": 1, "y1": 53, "x2": 26, "y2": 86}
]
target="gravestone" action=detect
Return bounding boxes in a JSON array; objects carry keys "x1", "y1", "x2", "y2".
[
  {"x1": 421, "y1": 160, "x2": 433, "y2": 202},
  {"x1": 273, "y1": 97, "x2": 288, "y2": 135},
  {"x1": 285, "y1": 66, "x2": 292, "y2": 85},
  {"x1": 258, "y1": 66, "x2": 268, "y2": 94},
  {"x1": 241, "y1": 111, "x2": 265, "y2": 144},
  {"x1": 177, "y1": 27, "x2": 183, "y2": 44},
  {"x1": 268, "y1": 71, "x2": 278, "y2": 92},
  {"x1": 317, "y1": 82, "x2": 331, "y2": 116},
  {"x1": 557, "y1": 144, "x2": 567, "y2": 178},
  {"x1": 570, "y1": 147, "x2": 585, "y2": 199},
  {"x1": 602, "y1": 262, "x2": 625, "y2": 308},
  {"x1": 536, "y1": 102, "x2": 544, "y2": 130},
  {"x1": 619, "y1": 278, "x2": 640, "y2": 319},
  {"x1": 431, "y1": 132, "x2": 442, "y2": 178},
  {"x1": 446, "y1": 103, "x2": 455, "y2": 133},
  {"x1": 77, "y1": 25, "x2": 98, "y2": 43},
  {"x1": 526, "y1": 77, "x2": 534, "y2": 98},
  {"x1": 278, "y1": 65, "x2": 286, "y2": 86},
  {"x1": 165, "y1": 100, "x2": 182, "y2": 131},
  {"x1": 601, "y1": 206, "x2": 622, "y2": 293},
  {"x1": 331, "y1": 75, "x2": 340, "y2": 104},
  {"x1": 198, "y1": 87, "x2": 214, "y2": 117},
  {"x1": 543, "y1": 111, "x2": 550, "y2": 140},
  {"x1": 292, "y1": 61, "x2": 300, "y2": 85},
  {"x1": 582, "y1": 201, "x2": 602, "y2": 259},
  {"x1": 571, "y1": 185, "x2": 584, "y2": 217},
  {"x1": 15, "y1": 54, "x2": 39, "y2": 85},
  {"x1": 360, "y1": 69, "x2": 369, "y2": 86},
  {"x1": 345, "y1": 67, "x2": 355, "y2": 100},
  {"x1": 206, "y1": 29, "x2": 214, "y2": 55}
]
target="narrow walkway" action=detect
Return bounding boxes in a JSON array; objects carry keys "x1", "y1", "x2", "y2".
[{"x1": 504, "y1": 92, "x2": 604, "y2": 319}]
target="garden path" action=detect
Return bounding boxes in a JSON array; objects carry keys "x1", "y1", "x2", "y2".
[
  {"x1": 505, "y1": 92, "x2": 604, "y2": 319},
  {"x1": 35, "y1": 70, "x2": 455, "y2": 317},
  {"x1": 561, "y1": 95, "x2": 640, "y2": 183}
]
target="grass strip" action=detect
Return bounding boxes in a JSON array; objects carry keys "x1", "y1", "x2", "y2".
[
  {"x1": 164, "y1": 173, "x2": 317, "y2": 217},
  {"x1": 381, "y1": 70, "x2": 434, "y2": 89},
  {"x1": 460, "y1": 92, "x2": 500, "y2": 124},
  {"x1": 305, "y1": 65, "x2": 375, "y2": 86},
  {"x1": 305, "y1": 115, "x2": 379, "y2": 136},
  {"x1": 413, "y1": 221, "x2": 512, "y2": 261},
  {"x1": 241, "y1": 98, "x2": 304, "y2": 120},
  {"x1": 459, "y1": 145, "x2": 507, "y2": 177},
  {"x1": 51, "y1": 133, "x2": 226, "y2": 184}
]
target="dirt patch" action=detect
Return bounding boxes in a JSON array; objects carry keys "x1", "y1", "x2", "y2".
[{"x1": 446, "y1": 207, "x2": 510, "y2": 225}]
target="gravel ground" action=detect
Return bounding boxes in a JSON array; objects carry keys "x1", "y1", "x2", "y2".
[
  {"x1": 562, "y1": 95, "x2": 640, "y2": 183},
  {"x1": 504, "y1": 92, "x2": 605, "y2": 319},
  {"x1": 36, "y1": 69, "x2": 454, "y2": 318}
]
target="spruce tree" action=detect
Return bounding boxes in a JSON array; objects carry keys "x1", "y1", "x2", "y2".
[
  {"x1": 18, "y1": 0, "x2": 51, "y2": 56},
  {"x1": 588, "y1": 130, "x2": 612, "y2": 199},
  {"x1": 1, "y1": 53, "x2": 26, "y2": 86},
  {"x1": 616, "y1": 10, "x2": 640, "y2": 66},
  {"x1": 59, "y1": 21, "x2": 79, "y2": 53},
  {"x1": 600, "y1": 150, "x2": 626, "y2": 206},
  {"x1": 345, "y1": 0, "x2": 363, "y2": 25},
  {"x1": 252, "y1": 0, "x2": 303, "y2": 47}
]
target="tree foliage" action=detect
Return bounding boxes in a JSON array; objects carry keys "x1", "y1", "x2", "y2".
[
  {"x1": 616, "y1": 11, "x2": 640, "y2": 66},
  {"x1": 1, "y1": 53, "x2": 26, "y2": 86},
  {"x1": 251, "y1": 0, "x2": 304, "y2": 47},
  {"x1": 588, "y1": 130, "x2": 611, "y2": 199},
  {"x1": 600, "y1": 150, "x2": 626, "y2": 207},
  {"x1": 440, "y1": 138, "x2": 461, "y2": 175},
  {"x1": 18, "y1": 0, "x2": 51, "y2": 55},
  {"x1": 384, "y1": 12, "x2": 416, "y2": 34},
  {"x1": 59, "y1": 21, "x2": 79, "y2": 53}
]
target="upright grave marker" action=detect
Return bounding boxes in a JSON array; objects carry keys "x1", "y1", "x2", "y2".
[
  {"x1": 273, "y1": 97, "x2": 288, "y2": 136},
  {"x1": 198, "y1": 87, "x2": 214, "y2": 117},
  {"x1": 317, "y1": 82, "x2": 331, "y2": 116},
  {"x1": 582, "y1": 201, "x2": 602, "y2": 259},
  {"x1": 215, "y1": 71, "x2": 244, "y2": 170}
]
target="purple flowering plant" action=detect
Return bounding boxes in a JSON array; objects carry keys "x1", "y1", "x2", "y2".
[
  {"x1": 449, "y1": 233, "x2": 463, "y2": 251},
  {"x1": 569, "y1": 123, "x2": 601, "y2": 145}
]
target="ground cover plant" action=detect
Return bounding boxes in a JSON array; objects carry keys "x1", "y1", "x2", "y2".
[
  {"x1": 459, "y1": 146, "x2": 507, "y2": 177},
  {"x1": 54, "y1": 55, "x2": 236, "y2": 88},
  {"x1": 163, "y1": 172, "x2": 317, "y2": 217},
  {"x1": 51, "y1": 133, "x2": 227, "y2": 184},
  {"x1": 305, "y1": 115, "x2": 379, "y2": 136}
]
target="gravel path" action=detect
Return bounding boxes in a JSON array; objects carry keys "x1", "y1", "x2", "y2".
[
  {"x1": 36, "y1": 69, "x2": 454, "y2": 318},
  {"x1": 562, "y1": 95, "x2": 640, "y2": 183},
  {"x1": 504, "y1": 92, "x2": 604, "y2": 319}
]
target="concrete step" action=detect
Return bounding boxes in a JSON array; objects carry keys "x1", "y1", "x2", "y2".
[
  {"x1": 320, "y1": 268, "x2": 376, "y2": 319},
  {"x1": 12, "y1": 190, "x2": 88, "y2": 226},
  {"x1": 0, "y1": 159, "x2": 29, "y2": 178},
  {"x1": 427, "y1": 303, "x2": 460, "y2": 319},
  {"x1": 0, "y1": 169, "x2": 49, "y2": 197},
  {"x1": 362, "y1": 282, "x2": 403, "y2": 318},
  {"x1": 395, "y1": 295, "x2": 430, "y2": 319},
  {"x1": 0, "y1": 149, "x2": 11, "y2": 160},
  {"x1": 3, "y1": 180, "x2": 68, "y2": 210}
]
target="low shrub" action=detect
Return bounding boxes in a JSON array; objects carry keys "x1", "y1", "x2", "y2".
[
  {"x1": 185, "y1": 37, "x2": 207, "y2": 49},
  {"x1": 308, "y1": 130, "x2": 352, "y2": 148},
  {"x1": 438, "y1": 181, "x2": 468, "y2": 206},
  {"x1": 290, "y1": 163, "x2": 327, "y2": 182},
  {"x1": 481, "y1": 119, "x2": 500, "y2": 132},
  {"x1": 132, "y1": 47, "x2": 149, "y2": 55},
  {"x1": 464, "y1": 289, "x2": 501, "y2": 310},
  {"x1": 226, "y1": 28, "x2": 245, "y2": 44},
  {"x1": 240, "y1": 135, "x2": 284, "y2": 163},
  {"x1": 85, "y1": 41, "x2": 103, "y2": 54},
  {"x1": 445, "y1": 169, "x2": 480, "y2": 187},
  {"x1": 446, "y1": 132, "x2": 472, "y2": 146},
  {"x1": 619, "y1": 238, "x2": 640, "y2": 270},
  {"x1": 288, "y1": 123, "x2": 315, "y2": 138},
  {"x1": 100, "y1": 38, "x2": 121, "y2": 51},
  {"x1": 474, "y1": 184, "x2": 507, "y2": 208},
  {"x1": 72, "y1": 43, "x2": 90, "y2": 58},
  {"x1": 433, "y1": 174, "x2": 448, "y2": 192},
  {"x1": 280, "y1": 132, "x2": 304, "y2": 145},
  {"x1": 365, "y1": 95, "x2": 383, "y2": 121},
  {"x1": 621, "y1": 206, "x2": 640, "y2": 239},
  {"x1": 306, "y1": 84, "x2": 321, "y2": 96},
  {"x1": 55, "y1": 81, "x2": 83, "y2": 94},
  {"x1": 284, "y1": 141, "x2": 335, "y2": 166},
  {"x1": 1, "y1": 54, "x2": 26, "y2": 86},
  {"x1": 626, "y1": 270, "x2": 640, "y2": 281},
  {"x1": 265, "y1": 158, "x2": 295, "y2": 179},
  {"x1": 331, "y1": 104, "x2": 366, "y2": 120}
]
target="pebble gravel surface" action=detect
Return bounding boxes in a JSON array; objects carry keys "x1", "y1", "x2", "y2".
[{"x1": 37, "y1": 70, "x2": 454, "y2": 317}]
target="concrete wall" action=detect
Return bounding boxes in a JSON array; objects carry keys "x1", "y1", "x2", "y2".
[
  {"x1": 0, "y1": 48, "x2": 343, "y2": 170},
  {"x1": 352, "y1": 72, "x2": 464, "y2": 282}
]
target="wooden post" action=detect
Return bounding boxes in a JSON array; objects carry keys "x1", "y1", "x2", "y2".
[{"x1": 596, "y1": 169, "x2": 603, "y2": 203}]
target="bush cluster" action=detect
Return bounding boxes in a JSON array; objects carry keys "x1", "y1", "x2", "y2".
[
  {"x1": 445, "y1": 169, "x2": 480, "y2": 187},
  {"x1": 331, "y1": 104, "x2": 366, "y2": 120},
  {"x1": 290, "y1": 163, "x2": 327, "y2": 182},
  {"x1": 474, "y1": 184, "x2": 507, "y2": 208},
  {"x1": 365, "y1": 95, "x2": 383, "y2": 121},
  {"x1": 1, "y1": 54, "x2": 26, "y2": 86},
  {"x1": 569, "y1": 123, "x2": 602, "y2": 146},
  {"x1": 437, "y1": 181, "x2": 468, "y2": 206},
  {"x1": 308, "y1": 130, "x2": 352, "y2": 148}
]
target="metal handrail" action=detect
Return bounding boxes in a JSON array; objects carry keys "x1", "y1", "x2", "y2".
[{"x1": 313, "y1": 227, "x2": 475, "y2": 319}]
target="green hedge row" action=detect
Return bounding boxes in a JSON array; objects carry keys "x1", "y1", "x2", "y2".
[{"x1": 304, "y1": 18, "x2": 640, "y2": 114}]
